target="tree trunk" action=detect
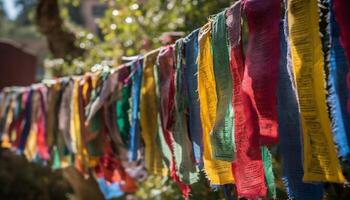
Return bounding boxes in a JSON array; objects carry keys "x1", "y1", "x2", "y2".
[
  {"x1": 35, "y1": 1, "x2": 103, "y2": 199},
  {"x1": 62, "y1": 167, "x2": 104, "y2": 200},
  {"x1": 36, "y1": 0, "x2": 83, "y2": 59}
]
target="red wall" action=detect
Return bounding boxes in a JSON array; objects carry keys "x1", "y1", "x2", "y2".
[{"x1": 0, "y1": 41, "x2": 37, "y2": 90}]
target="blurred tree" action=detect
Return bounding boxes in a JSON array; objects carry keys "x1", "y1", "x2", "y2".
[
  {"x1": 0, "y1": 148, "x2": 73, "y2": 200},
  {"x1": 36, "y1": 0, "x2": 83, "y2": 59},
  {"x1": 98, "y1": 0, "x2": 232, "y2": 56},
  {"x1": 42, "y1": 0, "x2": 233, "y2": 77},
  {"x1": 0, "y1": 0, "x2": 4, "y2": 29},
  {"x1": 14, "y1": 0, "x2": 37, "y2": 25},
  {"x1": 0, "y1": 0, "x2": 46, "y2": 79},
  {"x1": 0, "y1": 0, "x2": 43, "y2": 45},
  {"x1": 0, "y1": 0, "x2": 4, "y2": 16}
]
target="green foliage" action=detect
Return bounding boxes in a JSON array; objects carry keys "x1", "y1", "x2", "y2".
[
  {"x1": 0, "y1": 20, "x2": 42, "y2": 41},
  {"x1": 135, "y1": 175, "x2": 182, "y2": 200},
  {"x1": 0, "y1": 0, "x2": 41, "y2": 42},
  {"x1": 14, "y1": 0, "x2": 37, "y2": 25},
  {"x1": 43, "y1": 0, "x2": 233, "y2": 77},
  {"x1": 135, "y1": 173, "x2": 226, "y2": 200},
  {"x1": 0, "y1": 0, "x2": 4, "y2": 16},
  {"x1": 94, "y1": 0, "x2": 233, "y2": 58}
]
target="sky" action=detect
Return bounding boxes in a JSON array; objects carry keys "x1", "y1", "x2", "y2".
[{"x1": 3, "y1": 0, "x2": 20, "y2": 20}]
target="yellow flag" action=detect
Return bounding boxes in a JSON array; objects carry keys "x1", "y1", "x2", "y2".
[
  {"x1": 198, "y1": 22, "x2": 234, "y2": 185},
  {"x1": 25, "y1": 126, "x2": 38, "y2": 161},
  {"x1": 70, "y1": 79, "x2": 79, "y2": 154},
  {"x1": 140, "y1": 49, "x2": 168, "y2": 176},
  {"x1": 1, "y1": 97, "x2": 14, "y2": 149},
  {"x1": 288, "y1": 0, "x2": 345, "y2": 183},
  {"x1": 24, "y1": 91, "x2": 40, "y2": 161}
]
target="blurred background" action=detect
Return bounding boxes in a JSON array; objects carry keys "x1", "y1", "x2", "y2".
[{"x1": 0, "y1": 0, "x2": 234, "y2": 86}]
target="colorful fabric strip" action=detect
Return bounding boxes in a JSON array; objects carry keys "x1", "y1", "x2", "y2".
[
  {"x1": 332, "y1": 1, "x2": 350, "y2": 113},
  {"x1": 18, "y1": 89, "x2": 33, "y2": 152},
  {"x1": 278, "y1": 16, "x2": 324, "y2": 200},
  {"x1": 37, "y1": 87, "x2": 50, "y2": 161},
  {"x1": 157, "y1": 45, "x2": 190, "y2": 198},
  {"x1": 198, "y1": 22, "x2": 234, "y2": 185},
  {"x1": 332, "y1": 0, "x2": 350, "y2": 62},
  {"x1": 58, "y1": 80, "x2": 74, "y2": 153},
  {"x1": 97, "y1": 178, "x2": 124, "y2": 200},
  {"x1": 0, "y1": 92, "x2": 13, "y2": 147},
  {"x1": 210, "y1": 10, "x2": 235, "y2": 161},
  {"x1": 103, "y1": 97, "x2": 127, "y2": 160},
  {"x1": 183, "y1": 29, "x2": 203, "y2": 166},
  {"x1": 0, "y1": 92, "x2": 9, "y2": 139},
  {"x1": 3, "y1": 92, "x2": 18, "y2": 149},
  {"x1": 46, "y1": 82, "x2": 61, "y2": 149},
  {"x1": 70, "y1": 79, "x2": 81, "y2": 154},
  {"x1": 227, "y1": 1, "x2": 266, "y2": 198},
  {"x1": 261, "y1": 146, "x2": 276, "y2": 199},
  {"x1": 24, "y1": 89, "x2": 41, "y2": 161},
  {"x1": 129, "y1": 59, "x2": 143, "y2": 161},
  {"x1": 329, "y1": 0, "x2": 350, "y2": 160},
  {"x1": 140, "y1": 49, "x2": 166, "y2": 175},
  {"x1": 173, "y1": 39, "x2": 199, "y2": 184},
  {"x1": 242, "y1": 0, "x2": 280, "y2": 145},
  {"x1": 287, "y1": 0, "x2": 345, "y2": 183},
  {"x1": 153, "y1": 55, "x2": 171, "y2": 176},
  {"x1": 116, "y1": 67, "x2": 132, "y2": 146}
]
